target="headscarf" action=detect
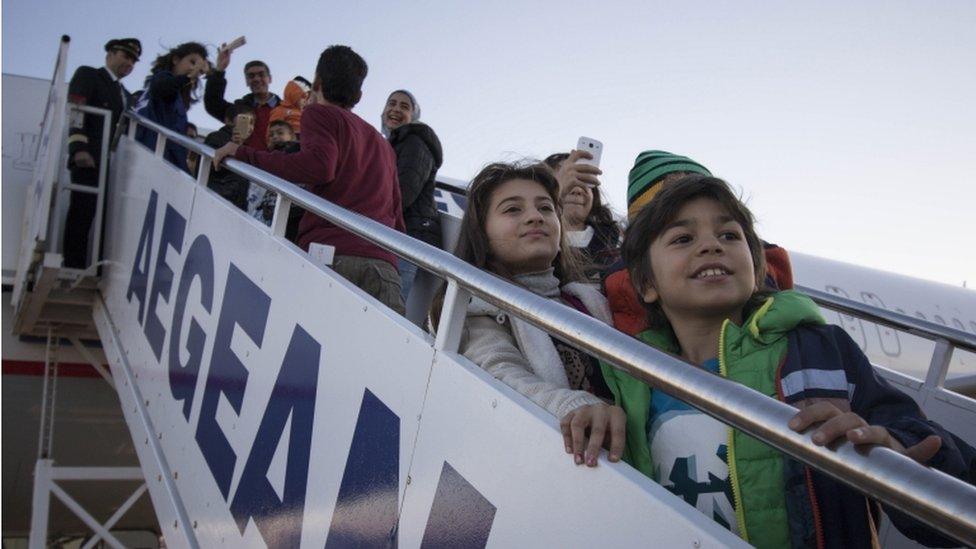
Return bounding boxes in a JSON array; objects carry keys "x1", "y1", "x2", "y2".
[{"x1": 380, "y1": 89, "x2": 421, "y2": 137}]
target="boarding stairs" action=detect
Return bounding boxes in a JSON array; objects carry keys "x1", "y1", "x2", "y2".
[{"x1": 9, "y1": 40, "x2": 976, "y2": 548}]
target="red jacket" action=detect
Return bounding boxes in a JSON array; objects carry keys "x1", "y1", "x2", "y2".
[
  {"x1": 246, "y1": 102, "x2": 274, "y2": 150},
  {"x1": 235, "y1": 103, "x2": 405, "y2": 266}
]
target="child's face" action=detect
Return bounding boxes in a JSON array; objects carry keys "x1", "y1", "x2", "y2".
[
  {"x1": 268, "y1": 125, "x2": 295, "y2": 145},
  {"x1": 485, "y1": 178, "x2": 561, "y2": 275},
  {"x1": 641, "y1": 197, "x2": 756, "y2": 324},
  {"x1": 173, "y1": 53, "x2": 206, "y2": 78}
]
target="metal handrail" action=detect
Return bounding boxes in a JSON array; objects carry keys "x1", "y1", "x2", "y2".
[
  {"x1": 124, "y1": 111, "x2": 976, "y2": 545},
  {"x1": 435, "y1": 179, "x2": 469, "y2": 196},
  {"x1": 431, "y1": 181, "x2": 976, "y2": 354},
  {"x1": 796, "y1": 285, "x2": 976, "y2": 352},
  {"x1": 50, "y1": 104, "x2": 112, "y2": 270}
]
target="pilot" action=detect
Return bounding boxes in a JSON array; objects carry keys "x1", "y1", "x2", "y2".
[{"x1": 62, "y1": 37, "x2": 141, "y2": 269}]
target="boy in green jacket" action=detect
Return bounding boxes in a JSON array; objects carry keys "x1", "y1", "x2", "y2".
[{"x1": 603, "y1": 174, "x2": 974, "y2": 548}]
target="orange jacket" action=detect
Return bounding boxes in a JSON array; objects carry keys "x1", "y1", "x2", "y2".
[{"x1": 269, "y1": 80, "x2": 306, "y2": 133}]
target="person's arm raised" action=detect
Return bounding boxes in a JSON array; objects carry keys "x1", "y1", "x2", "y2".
[{"x1": 204, "y1": 45, "x2": 233, "y2": 123}]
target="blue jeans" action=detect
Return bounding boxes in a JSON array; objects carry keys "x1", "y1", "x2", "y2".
[{"x1": 398, "y1": 257, "x2": 418, "y2": 303}]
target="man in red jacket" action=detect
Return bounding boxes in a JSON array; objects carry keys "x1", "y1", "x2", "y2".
[{"x1": 214, "y1": 45, "x2": 406, "y2": 314}]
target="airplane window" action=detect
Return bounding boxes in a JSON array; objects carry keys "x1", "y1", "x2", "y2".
[
  {"x1": 945, "y1": 348, "x2": 976, "y2": 401},
  {"x1": 861, "y1": 292, "x2": 900, "y2": 357},
  {"x1": 826, "y1": 286, "x2": 866, "y2": 350},
  {"x1": 934, "y1": 315, "x2": 947, "y2": 326},
  {"x1": 915, "y1": 311, "x2": 927, "y2": 321},
  {"x1": 952, "y1": 318, "x2": 965, "y2": 332}
]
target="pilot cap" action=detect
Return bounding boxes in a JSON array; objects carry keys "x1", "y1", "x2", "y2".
[{"x1": 105, "y1": 38, "x2": 142, "y2": 61}]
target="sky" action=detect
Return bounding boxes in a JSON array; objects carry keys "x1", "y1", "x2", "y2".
[{"x1": 3, "y1": 0, "x2": 974, "y2": 287}]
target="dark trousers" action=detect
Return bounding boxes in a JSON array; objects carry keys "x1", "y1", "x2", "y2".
[
  {"x1": 62, "y1": 166, "x2": 100, "y2": 269},
  {"x1": 286, "y1": 206, "x2": 304, "y2": 243}
]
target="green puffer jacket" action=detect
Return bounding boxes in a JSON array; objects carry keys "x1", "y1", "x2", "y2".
[{"x1": 600, "y1": 290, "x2": 824, "y2": 548}]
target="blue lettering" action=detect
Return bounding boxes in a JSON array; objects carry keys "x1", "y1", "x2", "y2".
[
  {"x1": 420, "y1": 462, "x2": 496, "y2": 548},
  {"x1": 230, "y1": 325, "x2": 320, "y2": 548},
  {"x1": 145, "y1": 205, "x2": 186, "y2": 360},
  {"x1": 169, "y1": 235, "x2": 215, "y2": 420},
  {"x1": 126, "y1": 190, "x2": 158, "y2": 323},
  {"x1": 325, "y1": 389, "x2": 400, "y2": 548},
  {"x1": 196, "y1": 264, "x2": 271, "y2": 499}
]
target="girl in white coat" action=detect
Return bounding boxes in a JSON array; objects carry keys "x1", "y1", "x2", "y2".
[{"x1": 435, "y1": 161, "x2": 626, "y2": 468}]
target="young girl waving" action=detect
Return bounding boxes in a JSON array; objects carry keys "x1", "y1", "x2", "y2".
[{"x1": 135, "y1": 42, "x2": 209, "y2": 173}]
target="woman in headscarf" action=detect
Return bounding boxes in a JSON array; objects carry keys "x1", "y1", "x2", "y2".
[{"x1": 380, "y1": 89, "x2": 443, "y2": 303}]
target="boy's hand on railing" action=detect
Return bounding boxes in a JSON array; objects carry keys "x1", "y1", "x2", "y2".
[
  {"x1": 72, "y1": 151, "x2": 95, "y2": 168},
  {"x1": 561, "y1": 402, "x2": 627, "y2": 468},
  {"x1": 789, "y1": 401, "x2": 942, "y2": 465},
  {"x1": 213, "y1": 142, "x2": 239, "y2": 171}
]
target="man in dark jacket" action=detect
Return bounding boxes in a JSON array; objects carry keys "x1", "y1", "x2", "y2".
[
  {"x1": 380, "y1": 89, "x2": 443, "y2": 301},
  {"x1": 63, "y1": 37, "x2": 141, "y2": 268},
  {"x1": 204, "y1": 46, "x2": 280, "y2": 151}
]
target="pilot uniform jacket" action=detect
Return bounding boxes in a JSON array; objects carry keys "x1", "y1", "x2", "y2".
[
  {"x1": 67, "y1": 66, "x2": 130, "y2": 167},
  {"x1": 63, "y1": 65, "x2": 131, "y2": 268}
]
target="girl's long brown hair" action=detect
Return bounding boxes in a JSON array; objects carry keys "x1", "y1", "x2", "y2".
[
  {"x1": 148, "y1": 42, "x2": 208, "y2": 106},
  {"x1": 430, "y1": 161, "x2": 583, "y2": 329}
]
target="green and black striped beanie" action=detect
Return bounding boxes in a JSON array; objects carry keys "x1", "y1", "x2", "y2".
[{"x1": 627, "y1": 150, "x2": 711, "y2": 219}]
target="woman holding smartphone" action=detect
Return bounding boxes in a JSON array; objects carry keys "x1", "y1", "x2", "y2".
[
  {"x1": 135, "y1": 42, "x2": 210, "y2": 173},
  {"x1": 544, "y1": 150, "x2": 622, "y2": 285}
]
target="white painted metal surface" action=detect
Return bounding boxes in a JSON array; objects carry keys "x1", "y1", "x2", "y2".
[
  {"x1": 791, "y1": 251, "x2": 976, "y2": 383},
  {"x1": 1, "y1": 73, "x2": 51, "y2": 283},
  {"x1": 6, "y1": 61, "x2": 975, "y2": 546},
  {"x1": 94, "y1": 136, "x2": 745, "y2": 547},
  {"x1": 12, "y1": 38, "x2": 70, "y2": 307},
  {"x1": 399, "y1": 352, "x2": 742, "y2": 548}
]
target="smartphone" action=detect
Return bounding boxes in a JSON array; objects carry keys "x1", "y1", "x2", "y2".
[
  {"x1": 234, "y1": 114, "x2": 254, "y2": 138},
  {"x1": 576, "y1": 136, "x2": 603, "y2": 168},
  {"x1": 223, "y1": 35, "x2": 247, "y2": 53}
]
